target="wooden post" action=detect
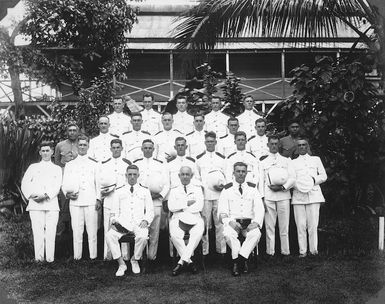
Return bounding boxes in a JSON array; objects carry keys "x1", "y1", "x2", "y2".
[
  {"x1": 226, "y1": 51, "x2": 230, "y2": 73},
  {"x1": 379, "y1": 216, "x2": 384, "y2": 251},
  {"x1": 169, "y1": 51, "x2": 174, "y2": 100},
  {"x1": 281, "y1": 50, "x2": 286, "y2": 100}
]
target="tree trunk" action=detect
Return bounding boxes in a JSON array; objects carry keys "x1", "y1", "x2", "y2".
[{"x1": 8, "y1": 65, "x2": 24, "y2": 119}]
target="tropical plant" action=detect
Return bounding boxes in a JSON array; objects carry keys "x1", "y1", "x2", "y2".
[{"x1": 173, "y1": 0, "x2": 385, "y2": 89}]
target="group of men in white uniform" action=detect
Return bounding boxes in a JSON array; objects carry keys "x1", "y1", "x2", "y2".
[{"x1": 21, "y1": 93, "x2": 327, "y2": 277}]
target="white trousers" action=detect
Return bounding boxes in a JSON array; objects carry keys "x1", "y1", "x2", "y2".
[
  {"x1": 103, "y1": 208, "x2": 129, "y2": 260},
  {"x1": 202, "y1": 199, "x2": 226, "y2": 255},
  {"x1": 293, "y1": 203, "x2": 320, "y2": 255},
  {"x1": 148, "y1": 206, "x2": 162, "y2": 260},
  {"x1": 170, "y1": 217, "x2": 204, "y2": 263},
  {"x1": 265, "y1": 199, "x2": 290, "y2": 255},
  {"x1": 70, "y1": 205, "x2": 98, "y2": 260},
  {"x1": 29, "y1": 210, "x2": 59, "y2": 262},
  {"x1": 223, "y1": 224, "x2": 261, "y2": 259},
  {"x1": 106, "y1": 226, "x2": 148, "y2": 260}
]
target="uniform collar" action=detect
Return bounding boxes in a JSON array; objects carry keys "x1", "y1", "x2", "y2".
[{"x1": 298, "y1": 153, "x2": 309, "y2": 159}]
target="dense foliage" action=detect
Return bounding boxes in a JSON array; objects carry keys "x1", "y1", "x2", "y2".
[{"x1": 271, "y1": 54, "x2": 385, "y2": 217}]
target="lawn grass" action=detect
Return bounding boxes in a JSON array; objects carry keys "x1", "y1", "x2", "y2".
[{"x1": 0, "y1": 215, "x2": 385, "y2": 303}]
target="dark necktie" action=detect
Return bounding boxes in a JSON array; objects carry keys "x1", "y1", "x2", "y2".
[
  {"x1": 184, "y1": 185, "x2": 187, "y2": 193},
  {"x1": 130, "y1": 186, "x2": 134, "y2": 193},
  {"x1": 239, "y1": 184, "x2": 243, "y2": 195}
]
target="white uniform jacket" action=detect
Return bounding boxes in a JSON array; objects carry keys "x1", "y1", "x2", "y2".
[
  {"x1": 153, "y1": 129, "x2": 183, "y2": 162},
  {"x1": 21, "y1": 160, "x2": 62, "y2": 211},
  {"x1": 247, "y1": 134, "x2": 269, "y2": 160},
  {"x1": 62, "y1": 154, "x2": 100, "y2": 206},
  {"x1": 186, "y1": 130, "x2": 206, "y2": 158},
  {"x1": 121, "y1": 130, "x2": 151, "y2": 161},
  {"x1": 196, "y1": 151, "x2": 226, "y2": 200},
  {"x1": 173, "y1": 111, "x2": 194, "y2": 135},
  {"x1": 217, "y1": 134, "x2": 236, "y2": 158},
  {"x1": 111, "y1": 184, "x2": 154, "y2": 231},
  {"x1": 133, "y1": 157, "x2": 170, "y2": 207},
  {"x1": 99, "y1": 156, "x2": 131, "y2": 209},
  {"x1": 108, "y1": 112, "x2": 132, "y2": 137},
  {"x1": 218, "y1": 181, "x2": 264, "y2": 227},
  {"x1": 292, "y1": 154, "x2": 327, "y2": 204},
  {"x1": 168, "y1": 184, "x2": 204, "y2": 221},
  {"x1": 204, "y1": 110, "x2": 228, "y2": 138},
  {"x1": 140, "y1": 108, "x2": 162, "y2": 135},
  {"x1": 88, "y1": 133, "x2": 119, "y2": 162},
  {"x1": 258, "y1": 153, "x2": 295, "y2": 201},
  {"x1": 237, "y1": 109, "x2": 262, "y2": 138},
  {"x1": 225, "y1": 150, "x2": 259, "y2": 185}
]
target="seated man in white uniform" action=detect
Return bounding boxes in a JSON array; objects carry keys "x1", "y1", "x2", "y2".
[
  {"x1": 292, "y1": 138, "x2": 327, "y2": 257},
  {"x1": 168, "y1": 166, "x2": 204, "y2": 276},
  {"x1": 21, "y1": 141, "x2": 62, "y2": 263},
  {"x1": 106, "y1": 164, "x2": 154, "y2": 276},
  {"x1": 218, "y1": 162, "x2": 264, "y2": 276}
]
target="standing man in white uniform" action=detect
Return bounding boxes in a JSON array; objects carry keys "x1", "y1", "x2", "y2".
[
  {"x1": 153, "y1": 112, "x2": 183, "y2": 162},
  {"x1": 99, "y1": 138, "x2": 131, "y2": 260},
  {"x1": 218, "y1": 117, "x2": 239, "y2": 157},
  {"x1": 218, "y1": 162, "x2": 265, "y2": 276},
  {"x1": 237, "y1": 95, "x2": 262, "y2": 139},
  {"x1": 225, "y1": 131, "x2": 259, "y2": 185},
  {"x1": 259, "y1": 135, "x2": 295, "y2": 257},
  {"x1": 186, "y1": 113, "x2": 207, "y2": 158},
  {"x1": 247, "y1": 118, "x2": 269, "y2": 159},
  {"x1": 121, "y1": 112, "x2": 151, "y2": 161},
  {"x1": 140, "y1": 93, "x2": 162, "y2": 136},
  {"x1": 196, "y1": 131, "x2": 227, "y2": 256},
  {"x1": 205, "y1": 96, "x2": 228, "y2": 138},
  {"x1": 21, "y1": 141, "x2": 62, "y2": 263},
  {"x1": 133, "y1": 139, "x2": 169, "y2": 262},
  {"x1": 88, "y1": 116, "x2": 119, "y2": 162},
  {"x1": 106, "y1": 164, "x2": 154, "y2": 276},
  {"x1": 168, "y1": 166, "x2": 204, "y2": 276},
  {"x1": 108, "y1": 97, "x2": 132, "y2": 137},
  {"x1": 62, "y1": 135, "x2": 101, "y2": 260},
  {"x1": 173, "y1": 95, "x2": 194, "y2": 135},
  {"x1": 292, "y1": 139, "x2": 327, "y2": 257}
]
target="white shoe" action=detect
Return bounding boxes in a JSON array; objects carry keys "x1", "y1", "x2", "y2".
[
  {"x1": 115, "y1": 264, "x2": 127, "y2": 277},
  {"x1": 130, "y1": 259, "x2": 140, "y2": 274}
]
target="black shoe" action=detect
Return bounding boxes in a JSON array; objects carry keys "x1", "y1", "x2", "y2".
[
  {"x1": 188, "y1": 262, "x2": 198, "y2": 274},
  {"x1": 172, "y1": 263, "x2": 183, "y2": 276},
  {"x1": 243, "y1": 260, "x2": 249, "y2": 274},
  {"x1": 232, "y1": 262, "x2": 240, "y2": 276}
]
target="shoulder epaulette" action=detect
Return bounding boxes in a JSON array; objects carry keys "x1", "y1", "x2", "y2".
[
  {"x1": 227, "y1": 152, "x2": 236, "y2": 159},
  {"x1": 102, "y1": 158, "x2": 111, "y2": 164},
  {"x1": 215, "y1": 152, "x2": 225, "y2": 159},
  {"x1": 247, "y1": 151, "x2": 256, "y2": 158},
  {"x1": 186, "y1": 156, "x2": 196, "y2": 163},
  {"x1": 133, "y1": 158, "x2": 143, "y2": 163},
  {"x1": 174, "y1": 129, "x2": 183, "y2": 134},
  {"x1": 247, "y1": 182, "x2": 256, "y2": 188},
  {"x1": 153, "y1": 108, "x2": 161, "y2": 114},
  {"x1": 196, "y1": 151, "x2": 206, "y2": 159},
  {"x1": 122, "y1": 131, "x2": 132, "y2": 135},
  {"x1": 260, "y1": 155, "x2": 268, "y2": 161},
  {"x1": 154, "y1": 130, "x2": 163, "y2": 136},
  {"x1": 141, "y1": 130, "x2": 151, "y2": 135},
  {"x1": 111, "y1": 134, "x2": 119, "y2": 138},
  {"x1": 139, "y1": 183, "x2": 148, "y2": 189},
  {"x1": 122, "y1": 158, "x2": 131, "y2": 165},
  {"x1": 219, "y1": 134, "x2": 228, "y2": 139},
  {"x1": 248, "y1": 135, "x2": 256, "y2": 142},
  {"x1": 115, "y1": 185, "x2": 125, "y2": 191},
  {"x1": 154, "y1": 158, "x2": 163, "y2": 163},
  {"x1": 186, "y1": 131, "x2": 194, "y2": 136},
  {"x1": 88, "y1": 157, "x2": 97, "y2": 162},
  {"x1": 167, "y1": 155, "x2": 177, "y2": 163},
  {"x1": 224, "y1": 182, "x2": 233, "y2": 189}
]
